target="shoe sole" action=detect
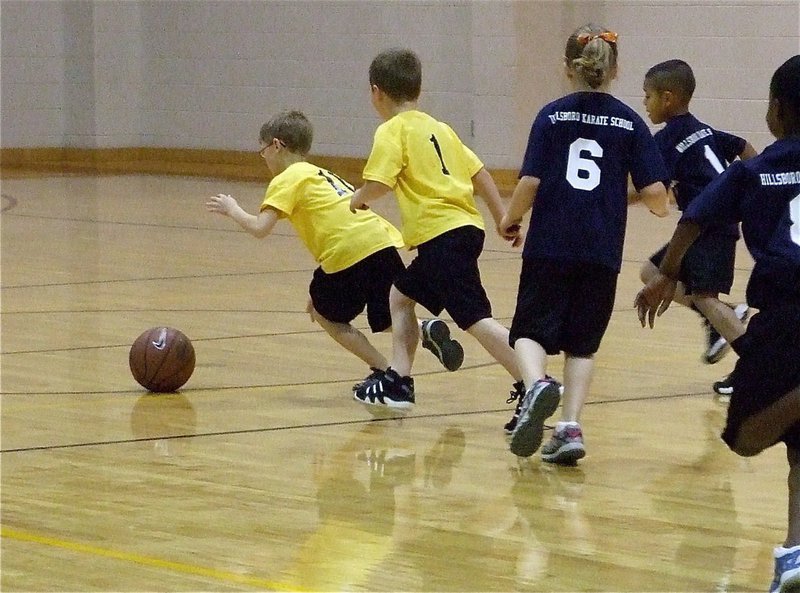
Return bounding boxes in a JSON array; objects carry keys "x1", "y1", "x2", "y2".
[
  {"x1": 509, "y1": 383, "x2": 561, "y2": 457},
  {"x1": 422, "y1": 320, "x2": 464, "y2": 372},
  {"x1": 542, "y1": 442, "x2": 586, "y2": 465},
  {"x1": 353, "y1": 392, "x2": 414, "y2": 411}
]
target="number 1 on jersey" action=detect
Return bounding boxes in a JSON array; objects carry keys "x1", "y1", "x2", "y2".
[{"x1": 429, "y1": 134, "x2": 450, "y2": 175}]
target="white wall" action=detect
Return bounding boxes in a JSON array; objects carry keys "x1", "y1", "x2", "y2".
[{"x1": 2, "y1": 0, "x2": 798, "y2": 167}]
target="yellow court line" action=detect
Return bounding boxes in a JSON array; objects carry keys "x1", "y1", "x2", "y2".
[{"x1": 0, "y1": 526, "x2": 309, "y2": 592}]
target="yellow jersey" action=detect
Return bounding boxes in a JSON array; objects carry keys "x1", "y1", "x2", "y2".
[
  {"x1": 363, "y1": 110, "x2": 485, "y2": 248},
  {"x1": 261, "y1": 161, "x2": 403, "y2": 273}
]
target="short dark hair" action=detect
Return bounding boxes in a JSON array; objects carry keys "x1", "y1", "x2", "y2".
[
  {"x1": 369, "y1": 48, "x2": 422, "y2": 102},
  {"x1": 770, "y1": 55, "x2": 800, "y2": 135},
  {"x1": 259, "y1": 110, "x2": 313, "y2": 155},
  {"x1": 644, "y1": 59, "x2": 696, "y2": 102}
]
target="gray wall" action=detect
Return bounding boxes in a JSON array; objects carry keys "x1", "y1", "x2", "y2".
[{"x1": 2, "y1": 0, "x2": 798, "y2": 168}]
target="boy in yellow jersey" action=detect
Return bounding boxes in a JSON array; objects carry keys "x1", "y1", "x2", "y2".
[
  {"x1": 350, "y1": 48, "x2": 525, "y2": 410},
  {"x1": 206, "y1": 110, "x2": 463, "y2": 390}
]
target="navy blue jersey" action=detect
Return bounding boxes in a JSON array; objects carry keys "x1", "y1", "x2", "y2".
[
  {"x1": 682, "y1": 137, "x2": 800, "y2": 311},
  {"x1": 519, "y1": 92, "x2": 668, "y2": 272},
  {"x1": 655, "y1": 112, "x2": 746, "y2": 237}
]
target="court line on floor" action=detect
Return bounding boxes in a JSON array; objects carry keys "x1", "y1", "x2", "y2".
[
  {"x1": 0, "y1": 526, "x2": 308, "y2": 592},
  {"x1": 0, "y1": 390, "x2": 704, "y2": 454}
]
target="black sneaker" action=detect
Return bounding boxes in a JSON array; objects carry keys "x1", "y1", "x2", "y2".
[
  {"x1": 352, "y1": 367, "x2": 386, "y2": 392},
  {"x1": 713, "y1": 374, "x2": 733, "y2": 396},
  {"x1": 421, "y1": 319, "x2": 464, "y2": 372},
  {"x1": 504, "y1": 381, "x2": 526, "y2": 435},
  {"x1": 354, "y1": 367, "x2": 415, "y2": 410},
  {"x1": 703, "y1": 303, "x2": 749, "y2": 364}
]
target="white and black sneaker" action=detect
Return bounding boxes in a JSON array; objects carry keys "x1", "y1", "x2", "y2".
[
  {"x1": 421, "y1": 319, "x2": 464, "y2": 372},
  {"x1": 713, "y1": 374, "x2": 734, "y2": 397},
  {"x1": 352, "y1": 367, "x2": 386, "y2": 392},
  {"x1": 354, "y1": 367, "x2": 415, "y2": 410},
  {"x1": 702, "y1": 303, "x2": 749, "y2": 364}
]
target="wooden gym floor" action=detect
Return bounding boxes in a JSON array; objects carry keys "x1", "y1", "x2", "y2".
[{"x1": 0, "y1": 172, "x2": 784, "y2": 592}]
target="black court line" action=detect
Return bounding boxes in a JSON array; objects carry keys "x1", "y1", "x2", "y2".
[{"x1": 0, "y1": 390, "x2": 705, "y2": 454}]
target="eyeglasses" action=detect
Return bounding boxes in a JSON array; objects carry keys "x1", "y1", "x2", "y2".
[
  {"x1": 577, "y1": 31, "x2": 618, "y2": 46},
  {"x1": 258, "y1": 138, "x2": 287, "y2": 157}
]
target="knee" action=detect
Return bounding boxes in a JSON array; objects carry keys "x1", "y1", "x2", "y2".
[{"x1": 389, "y1": 286, "x2": 414, "y2": 313}]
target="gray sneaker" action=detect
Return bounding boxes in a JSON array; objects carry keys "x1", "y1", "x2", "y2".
[
  {"x1": 541, "y1": 423, "x2": 586, "y2": 465},
  {"x1": 509, "y1": 378, "x2": 561, "y2": 457}
]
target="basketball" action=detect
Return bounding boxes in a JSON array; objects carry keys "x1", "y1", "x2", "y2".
[{"x1": 129, "y1": 327, "x2": 195, "y2": 392}]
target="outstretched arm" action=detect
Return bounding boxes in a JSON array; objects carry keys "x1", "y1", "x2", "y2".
[
  {"x1": 634, "y1": 220, "x2": 701, "y2": 327},
  {"x1": 349, "y1": 180, "x2": 392, "y2": 212},
  {"x1": 629, "y1": 181, "x2": 670, "y2": 218},
  {"x1": 497, "y1": 175, "x2": 539, "y2": 247},
  {"x1": 206, "y1": 194, "x2": 280, "y2": 239},
  {"x1": 472, "y1": 167, "x2": 522, "y2": 246}
]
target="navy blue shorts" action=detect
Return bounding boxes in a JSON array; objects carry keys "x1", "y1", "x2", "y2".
[
  {"x1": 509, "y1": 258, "x2": 617, "y2": 356},
  {"x1": 649, "y1": 232, "x2": 737, "y2": 295},
  {"x1": 309, "y1": 247, "x2": 405, "y2": 332},
  {"x1": 722, "y1": 303, "x2": 800, "y2": 450},
  {"x1": 393, "y1": 225, "x2": 492, "y2": 330}
]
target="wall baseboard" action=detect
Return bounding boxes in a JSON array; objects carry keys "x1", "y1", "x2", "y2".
[{"x1": 0, "y1": 147, "x2": 519, "y2": 193}]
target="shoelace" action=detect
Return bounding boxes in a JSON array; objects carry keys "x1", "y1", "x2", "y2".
[{"x1": 506, "y1": 389, "x2": 521, "y2": 405}]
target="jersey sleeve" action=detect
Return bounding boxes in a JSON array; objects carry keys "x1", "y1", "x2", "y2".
[
  {"x1": 260, "y1": 174, "x2": 297, "y2": 216},
  {"x1": 362, "y1": 124, "x2": 402, "y2": 188},
  {"x1": 518, "y1": 110, "x2": 550, "y2": 178},
  {"x1": 680, "y1": 161, "x2": 745, "y2": 226},
  {"x1": 714, "y1": 130, "x2": 748, "y2": 163},
  {"x1": 461, "y1": 143, "x2": 484, "y2": 177}
]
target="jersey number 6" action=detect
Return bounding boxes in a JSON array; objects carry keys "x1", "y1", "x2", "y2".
[{"x1": 566, "y1": 138, "x2": 603, "y2": 191}]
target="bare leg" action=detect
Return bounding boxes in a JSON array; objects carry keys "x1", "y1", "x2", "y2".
[
  {"x1": 734, "y1": 384, "x2": 800, "y2": 456},
  {"x1": 511, "y1": 337, "x2": 546, "y2": 387},
  {"x1": 558, "y1": 354, "x2": 594, "y2": 423},
  {"x1": 787, "y1": 447, "x2": 800, "y2": 547},
  {"x1": 692, "y1": 294, "x2": 747, "y2": 344},
  {"x1": 388, "y1": 286, "x2": 418, "y2": 377},
  {"x1": 312, "y1": 308, "x2": 387, "y2": 370},
  {"x1": 466, "y1": 318, "x2": 521, "y2": 380}
]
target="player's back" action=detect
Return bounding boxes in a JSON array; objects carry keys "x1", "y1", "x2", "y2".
[
  {"x1": 655, "y1": 113, "x2": 746, "y2": 211},
  {"x1": 520, "y1": 91, "x2": 666, "y2": 272}
]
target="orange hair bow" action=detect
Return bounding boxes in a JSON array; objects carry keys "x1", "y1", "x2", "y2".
[{"x1": 577, "y1": 31, "x2": 618, "y2": 46}]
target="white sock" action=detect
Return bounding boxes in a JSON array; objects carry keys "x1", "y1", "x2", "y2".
[{"x1": 556, "y1": 421, "x2": 579, "y2": 432}]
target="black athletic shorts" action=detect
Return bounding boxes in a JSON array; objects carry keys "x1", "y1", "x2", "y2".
[
  {"x1": 649, "y1": 232, "x2": 737, "y2": 295},
  {"x1": 393, "y1": 225, "x2": 492, "y2": 330},
  {"x1": 309, "y1": 247, "x2": 405, "y2": 332},
  {"x1": 509, "y1": 257, "x2": 617, "y2": 357},
  {"x1": 722, "y1": 303, "x2": 800, "y2": 450}
]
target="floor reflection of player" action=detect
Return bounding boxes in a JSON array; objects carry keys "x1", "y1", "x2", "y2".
[
  {"x1": 644, "y1": 407, "x2": 745, "y2": 592},
  {"x1": 279, "y1": 422, "x2": 415, "y2": 591},
  {"x1": 385, "y1": 427, "x2": 532, "y2": 591},
  {"x1": 130, "y1": 393, "x2": 197, "y2": 458}
]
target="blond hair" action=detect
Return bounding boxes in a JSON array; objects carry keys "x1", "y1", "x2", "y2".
[{"x1": 564, "y1": 24, "x2": 618, "y2": 89}]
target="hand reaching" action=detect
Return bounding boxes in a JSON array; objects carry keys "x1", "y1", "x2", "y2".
[
  {"x1": 634, "y1": 272, "x2": 677, "y2": 328},
  {"x1": 206, "y1": 193, "x2": 238, "y2": 216}
]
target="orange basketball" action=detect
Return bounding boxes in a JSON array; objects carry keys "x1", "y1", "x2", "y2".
[{"x1": 129, "y1": 327, "x2": 195, "y2": 392}]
